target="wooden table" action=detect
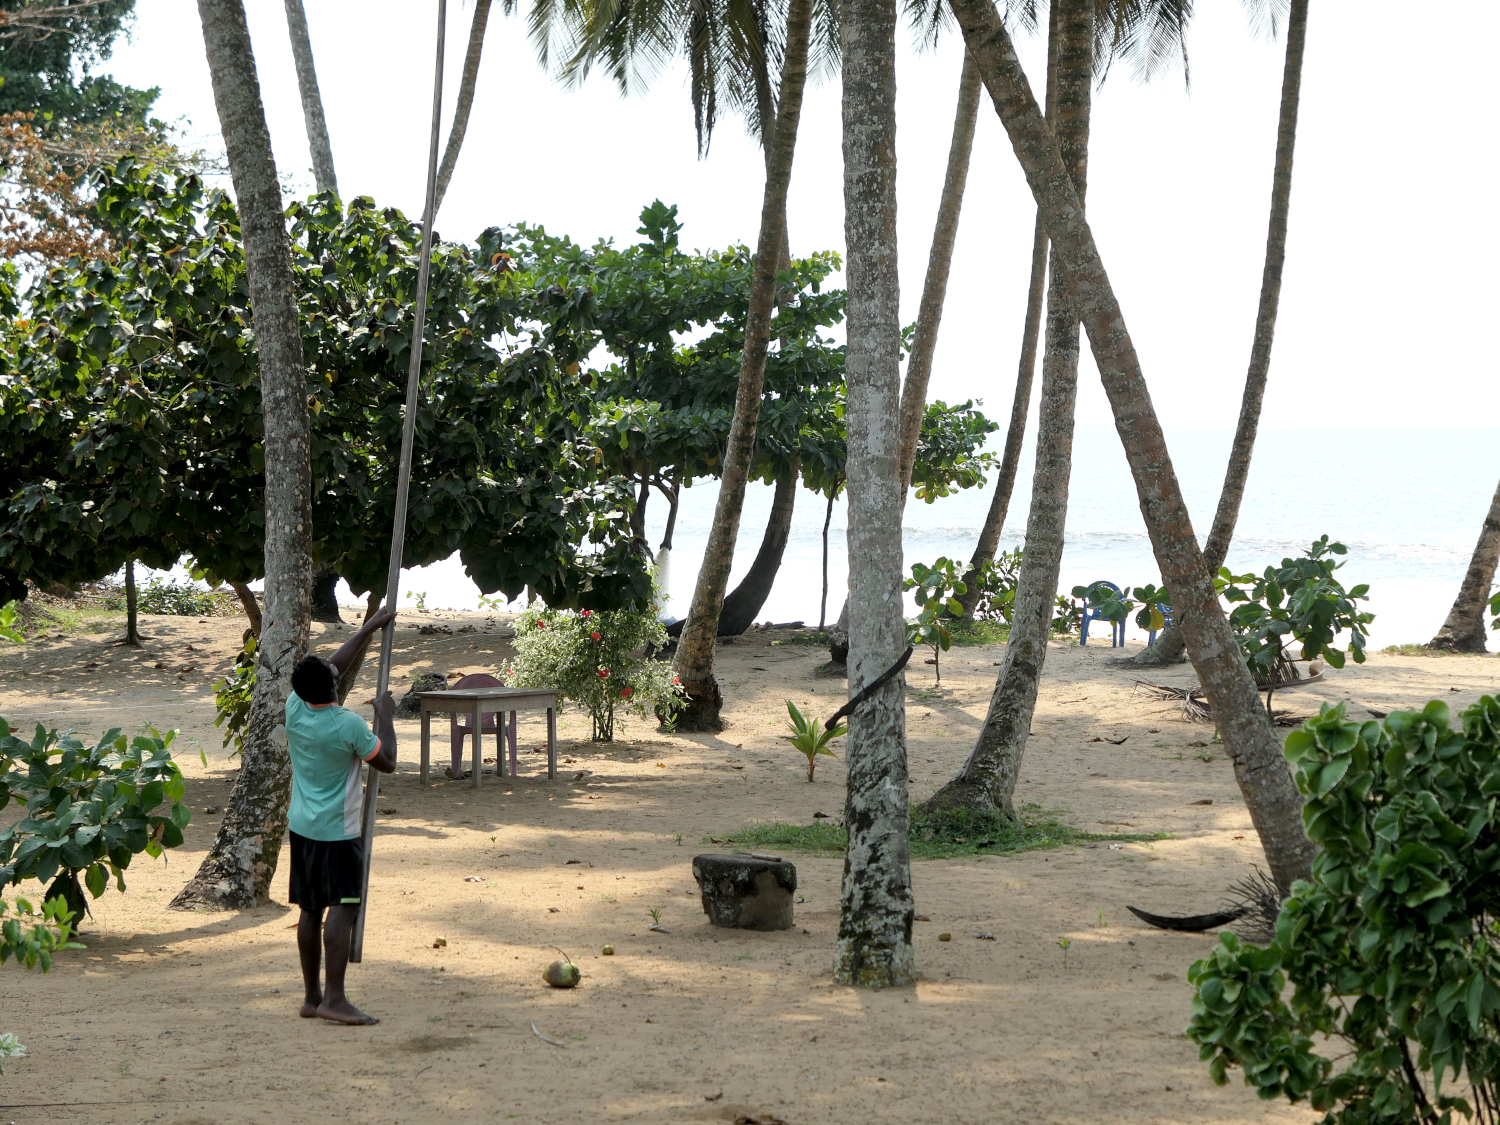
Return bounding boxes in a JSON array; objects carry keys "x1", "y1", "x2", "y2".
[{"x1": 416, "y1": 687, "x2": 558, "y2": 787}]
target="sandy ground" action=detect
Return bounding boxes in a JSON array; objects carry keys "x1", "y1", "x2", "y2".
[{"x1": 1, "y1": 605, "x2": 1496, "y2": 1125}]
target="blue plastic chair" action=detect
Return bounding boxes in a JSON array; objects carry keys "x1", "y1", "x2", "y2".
[
  {"x1": 1079, "y1": 581, "x2": 1125, "y2": 647},
  {"x1": 1146, "y1": 604, "x2": 1175, "y2": 646}
]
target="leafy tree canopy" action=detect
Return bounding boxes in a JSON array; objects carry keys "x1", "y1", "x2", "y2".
[
  {"x1": 0, "y1": 161, "x2": 649, "y2": 608},
  {"x1": 0, "y1": 0, "x2": 160, "y2": 131}
]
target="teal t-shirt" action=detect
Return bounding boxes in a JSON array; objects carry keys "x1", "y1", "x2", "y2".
[{"x1": 285, "y1": 692, "x2": 380, "y2": 841}]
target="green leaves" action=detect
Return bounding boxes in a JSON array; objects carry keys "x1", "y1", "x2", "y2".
[
  {"x1": 1219, "y1": 539, "x2": 1374, "y2": 692},
  {"x1": 1187, "y1": 695, "x2": 1500, "y2": 1121},
  {"x1": 0, "y1": 718, "x2": 190, "y2": 906},
  {"x1": 0, "y1": 896, "x2": 83, "y2": 974},
  {"x1": 904, "y1": 557, "x2": 967, "y2": 684},
  {"x1": 780, "y1": 700, "x2": 845, "y2": 782}
]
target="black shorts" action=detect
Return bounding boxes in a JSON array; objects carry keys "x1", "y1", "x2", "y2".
[{"x1": 288, "y1": 831, "x2": 364, "y2": 913}]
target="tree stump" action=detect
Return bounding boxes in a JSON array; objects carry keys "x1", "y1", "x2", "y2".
[
  {"x1": 397, "y1": 672, "x2": 447, "y2": 718},
  {"x1": 692, "y1": 853, "x2": 797, "y2": 931}
]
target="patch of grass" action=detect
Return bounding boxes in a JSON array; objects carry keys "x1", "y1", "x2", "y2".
[
  {"x1": 1381, "y1": 643, "x2": 1455, "y2": 657},
  {"x1": 772, "y1": 630, "x2": 831, "y2": 648},
  {"x1": 706, "y1": 804, "x2": 1166, "y2": 860},
  {"x1": 946, "y1": 618, "x2": 1010, "y2": 646}
]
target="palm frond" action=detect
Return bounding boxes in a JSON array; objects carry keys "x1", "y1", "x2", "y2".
[
  {"x1": 1096, "y1": 0, "x2": 1193, "y2": 91},
  {"x1": 1241, "y1": 0, "x2": 1290, "y2": 41}
]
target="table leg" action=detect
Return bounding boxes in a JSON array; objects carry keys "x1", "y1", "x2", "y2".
[
  {"x1": 508, "y1": 711, "x2": 518, "y2": 777},
  {"x1": 471, "y1": 698, "x2": 482, "y2": 789},
  {"x1": 547, "y1": 702, "x2": 557, "y2": 779},
  {"x1": 420, "y1": 709, "x2": 431, "y2": 785}
]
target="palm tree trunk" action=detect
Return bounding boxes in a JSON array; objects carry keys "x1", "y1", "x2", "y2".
[
  {"x1": 819, "y1": 488, "x2": 836, "y2": 629},
  {"x1": 432, "y1": 0, "x2": 492, "y2": 216},
  {"x1": 123, "y1": 557, "x2": 142, "y2": 646},
  {"x1": 1429, "y1": 475, "x2": 1500, "y2": 653},
  {"x1": 719, "y1": 461, "x2": 799, "y2": 635},
  {"x1": 950, "y1": 0, "x2": 1315, "y2": 894},
  {"x1": 895, "y1": 51, "x2": 981, "y2": 494},
  {"x1": 954, "y1": 212, "x2": 1046, "y2": 616},
  {"x1": 281, "y1": 0, "x2": 337, "y2": 195},
  {"x1": 834, "y1": 0, "x2": 914, "y2": 991},
  {"x1": 1132, "y1": 0, "x2": 1309, "y2": 666},
  {"x1": 173, "y1": 0, "x2": 315, "y2": 911},
  {"x1": 670, "y1": 0, "x2": 813, "y2": 731},
  {"x1": 925, "y1": 0, "x2": 1089, "y2": 820}
]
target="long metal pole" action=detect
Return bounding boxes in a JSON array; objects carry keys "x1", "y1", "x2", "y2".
[{"x1": 351, "y1": 0, "x2": 447, "y2": 964}]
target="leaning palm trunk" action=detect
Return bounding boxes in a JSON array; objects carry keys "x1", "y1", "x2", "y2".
[
  {"x1": 925, "y1": 0, "x2": 1088, "y2": 819},
  {"x1": 1133, "y1": 0, "x2": 1310, "y2": 666},
  {"x1": 954, "y1": 212, "x2": 1045, "y2": 616},
  {"x1": 282, "y1": 0, "x2": 337, "y2": 195},
  {"x1": 949, "y1": 0, "x2": 1315, "y2": 894},
  {"x1": 719, "y1": 462, "x2": 799, "y2": 635},
  {"x1": 432, "y1": 0, "x2": 492, "y2": 216},
  {"x1": 173, "y1": 0, "x2": 314, "y2": 911},
  {"x1": 834, "y1": 0, "x2": 914, "y2": 990},
  {"x1": 1429, "y1": 475, "x2": 1500, "y2": 653},
  {"x1": 670, "y1": 0, "x2": 813, "y2": 730},
  {"x1": 895, "y1": 51, "x2": 981, "y2": 494}
]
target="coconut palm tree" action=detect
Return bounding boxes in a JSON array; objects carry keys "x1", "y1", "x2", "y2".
[
  {"x1": 1429, "y1": 475, "x2": 1500, "y2": 653},
  {"x1": 835, "y1": 0, "x2": 914, "y2": 990},
  {"x1": 282, "y1": 0, "x2": 337, "y2": 195},
  {"x1": 174, "y1": 0, "x2": 315, "y2": 910},
  {"x1": 924, "y1": 0, "x2": 1089, "y2": 822},
  {"x1": 433, "y1": 0, "x2": 495, "y2": 215},
  {"x1": 947, "y1": 0, "x2": 1314, "y2": 894},
  {"x1": 1133, "y1": 0, "x2": 1310, "y2": 665},
  {"x1": 535, "y1": 0, "x2": 828, "y2": 727}
]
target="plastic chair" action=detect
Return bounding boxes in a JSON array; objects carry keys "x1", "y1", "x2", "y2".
[
  {"x1": 1079, "y1": 581, "x2": 1125, "y2": 647},
  {"x1": 1146, "y1": 604, "x2": 1175, "y2": 646},
  {"x1": 449, "y1": 672, "x2": 518, "y2": 779}
]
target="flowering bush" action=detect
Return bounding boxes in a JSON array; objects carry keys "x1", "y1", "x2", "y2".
[{"x1": 504, "y1": 607, "x2": 685, "y2": 740}]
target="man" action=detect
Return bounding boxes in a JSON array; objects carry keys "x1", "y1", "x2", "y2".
[{"x1": 285, "y1": 607, "x2": 398, "y2": 1025}]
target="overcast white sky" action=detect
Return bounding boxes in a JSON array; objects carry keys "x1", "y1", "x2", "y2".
[{"x1": 104, "y1": 1, "x2": 1498, "y2": 431}]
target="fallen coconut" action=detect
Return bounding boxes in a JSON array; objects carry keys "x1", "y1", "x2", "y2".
[
  {"x1": 543, "y1": 959, "x2": 581, "y2": 988},
  {"x1": 601, "y1": 945, "x2": 615, "y2": 956}
]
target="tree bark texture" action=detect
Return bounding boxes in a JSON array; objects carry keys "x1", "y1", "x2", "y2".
[
  {"x1": 432, "y1": 0, "x2": 492, "y2": 216},
  {"x1": 955, "y1": 211, "x2": 1046, "y2": 617},
  {"x1": 1429, "y1": 475, "x2": 1500, "y2": 653},
  {"x1": 926, "y1": 0, "x2": 1089, "y2": 818},
  {"x1": 833, "y1": 0, "x2": 914, "y2": 990},
  {"x1": 173, "y1": 0, "x2": 314, "y2": 912},
  {"x1": 282, "y1": 0, "x2": 337, "y2": 196},
  {"x1": 719, "y1": 462, "x2": 799, "y2": 635},
  {"x1": 670, "y1": 0, "x2": 812, "y2": 731},
  {"x1": 895, "y1": 50, "x2": 981, "y2": 495},
  {"x1": 1135, "y1": 0, "x2": 1309, "y2": 668},
  {"x1": 230, "y1": 579, "x2": 262, "y2": 638},
  {"x1": 122, "y1": 557, "x2": 141, "y2": 647},
  {"x1": 949, "y1": 0, "x2": 1315, "y2": 894}
]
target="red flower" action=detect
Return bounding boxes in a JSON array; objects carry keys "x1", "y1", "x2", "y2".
[
  {"x1": 535, "y1": 620, "x2": 545, "y2": 630},
  {"x1": 590, "y1": 631, "x2": 601, "y2": 641},
  {"x1": 598, "y1": 668, "x2": 610, "y2": 679},
  {"x1": 672, "y1": 675, "x2": 681, "y2": 685},
  {"x1": 619, "y1": 687, "x2": 633, "y2": 699},
  {"x1": 580, "y1": 609, "x2": 592, "y2": 617}
]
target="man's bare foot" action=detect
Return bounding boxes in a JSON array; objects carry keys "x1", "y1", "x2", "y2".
[
  {"x1": 316, "y1": 997, "x2": 378, "y2": 1025},
  {"x1": 299, "y1": 996, "x2": 322, "y2": 1018}
]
